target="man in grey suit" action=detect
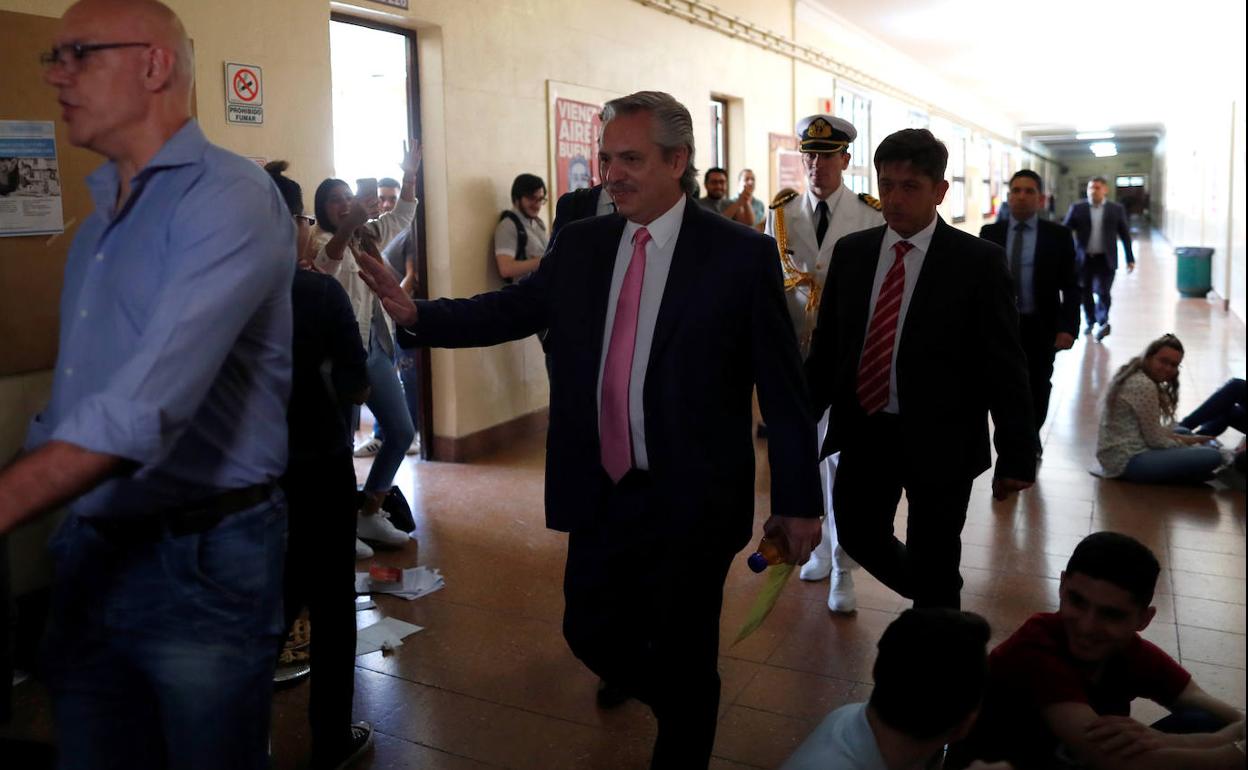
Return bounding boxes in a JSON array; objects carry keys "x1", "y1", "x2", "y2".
[{"x1": 1062, "y1": 177, "x2": 1135, "y2": 341}]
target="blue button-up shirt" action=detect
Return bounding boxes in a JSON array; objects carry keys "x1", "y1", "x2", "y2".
[
  {"x1": 1008, "y1": 214, "x2": 1039, "y2": 315},
  {"x1": 24, "y1": 120, "x2": 296, "y2": 517}
]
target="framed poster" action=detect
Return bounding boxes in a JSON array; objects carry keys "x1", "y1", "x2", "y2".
[
  {"x1": 546, "y1": 81, "x2": 621, "y2": 207},
  {"x1": 769, "y1": 132, "x2": 805, "y2": 200}
]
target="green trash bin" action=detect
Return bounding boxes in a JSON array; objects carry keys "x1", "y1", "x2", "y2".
[{"x1": 1175, "y1": 247, "x2": 1213, "y2": 298}]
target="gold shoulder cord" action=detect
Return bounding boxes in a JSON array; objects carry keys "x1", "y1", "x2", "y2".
[{"x1": 771, "y1": 192, "x2": 820, "y2": 346}]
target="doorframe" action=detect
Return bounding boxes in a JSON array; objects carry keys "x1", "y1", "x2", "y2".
[{"x1": 330, "y1": 12, "x2": 435, "y2": 460}]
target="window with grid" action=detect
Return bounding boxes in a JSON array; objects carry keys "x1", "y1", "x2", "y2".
[{"x1": 835, "y1": 87, "x2": 872, "y2": 194}]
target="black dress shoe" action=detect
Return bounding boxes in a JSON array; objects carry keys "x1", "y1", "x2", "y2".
[{"x1": 596, "y1": 679, "x2": 630, "y2": 709}]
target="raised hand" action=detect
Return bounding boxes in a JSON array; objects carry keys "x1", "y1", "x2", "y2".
[{"x1": 402, "y1": 139, "x2": 422, "y2": 177}]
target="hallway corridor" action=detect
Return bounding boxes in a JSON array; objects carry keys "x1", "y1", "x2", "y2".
[
  {"x1": 2, "y1": 232, "x2": 1242, "y2": 769},
  {"x1": 300, "y1": 229, "x2": 1245, "y2": 769}
]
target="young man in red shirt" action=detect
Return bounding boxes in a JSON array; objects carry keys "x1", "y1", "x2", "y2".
[{"x1": 948, "y1": 531, "x2": 1245, "y2": 769}]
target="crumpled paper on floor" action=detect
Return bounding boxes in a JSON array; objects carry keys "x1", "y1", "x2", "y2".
[
  {"x1": 354, "y1": 566, "x2": 445, "y2": 600},
  {"x1": 355, "y1": 617, "x2": 424, "y2": 656}
]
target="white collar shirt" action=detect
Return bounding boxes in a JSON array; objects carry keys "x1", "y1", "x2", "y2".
[
  {"x1": 1088, "y1": 200, "x2": 1106, "y2": 254},
  {"x1": 596, "y1": 194, "x2": 686, "y2": 469},
  {"x1": 863, "y1": 214, "x2": 938, "y2": 414}
]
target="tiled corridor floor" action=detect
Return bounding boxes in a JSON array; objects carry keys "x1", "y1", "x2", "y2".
[{"x1": 5, "y1": 231, "x2": 1245, "y2": 768}]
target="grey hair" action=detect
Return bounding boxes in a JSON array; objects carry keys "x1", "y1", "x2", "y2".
[{"x1": 601, "y1": 91, "x2": 698, "y2": 198}]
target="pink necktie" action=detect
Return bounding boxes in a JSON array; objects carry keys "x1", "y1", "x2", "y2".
[
  {"x1": 856, "y1": 240, "x2": 914, "y2": 415},
  {"x1": 600, "y1": 227, "x2": 651, "y2": 483}
]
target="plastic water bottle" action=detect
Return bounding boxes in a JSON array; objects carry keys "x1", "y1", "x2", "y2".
[{"x1": 746, "y1": 535, "x2": 789, "y2": 573}]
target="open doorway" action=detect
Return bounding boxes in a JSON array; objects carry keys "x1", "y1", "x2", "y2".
[{"x1": 328, "y1": 15, "x2": 433, "y2": 460}]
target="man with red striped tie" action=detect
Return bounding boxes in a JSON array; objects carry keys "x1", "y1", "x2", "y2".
[{"x1": 805, "y1": 128, "x2": 1036, "y2": 610}]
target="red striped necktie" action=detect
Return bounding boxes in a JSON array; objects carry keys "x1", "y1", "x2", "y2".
[{"x1": 856, "y1": 240, "x2": 915, "y2": 415}]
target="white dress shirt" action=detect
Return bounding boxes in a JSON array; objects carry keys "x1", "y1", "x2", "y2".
[
  {"x1": 1088, "y1": 201, "x2": 1105, "y2": 255},
  {"x1": 862, "y1": 214, "x2": 938, "y2": 414},
  {"x1": 596, "y1": 195, "x2": 686, "y2": 469},
  {"x1": 596, "y1": 186, "x2": 616, "y2": 216}
]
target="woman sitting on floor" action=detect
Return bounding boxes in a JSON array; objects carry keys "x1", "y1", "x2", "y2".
[{"x1": 1096, "y1": 334, "x2": 1223, "y2": 484}]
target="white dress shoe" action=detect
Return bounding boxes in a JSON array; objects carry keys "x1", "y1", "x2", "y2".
[
  {"x1": 799, "y1": 553, "x2": 833, "y2": 581},
  {"x1": 828, "y1": 570, "x2": 857, "y2": 614}
]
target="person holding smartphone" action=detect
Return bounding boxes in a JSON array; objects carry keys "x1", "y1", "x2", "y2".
[{"x1": 311, "y1": 142, "x2": 422, "y2": 558}]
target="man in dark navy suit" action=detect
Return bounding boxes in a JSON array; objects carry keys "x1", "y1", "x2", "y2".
[
  {"x1": 806, "y1": 129, "x2": 1036, "y2": 612},
  {"x1": 1063, "y1": 177, "x2": 1135, "y2": 341},
  {"x1": 358, "y1": 91, "x2": 823, "y2": 769},
  {"x1": 551, "y1": 182, "x2": 613, "y2": 241},
  {"x1": 980, "y1": 170, "x2": 1080, "y2": 451}
]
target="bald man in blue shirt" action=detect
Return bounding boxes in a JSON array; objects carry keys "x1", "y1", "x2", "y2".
[{"x1": 0, "y1": 2, "x2": 295, "y2": 767}]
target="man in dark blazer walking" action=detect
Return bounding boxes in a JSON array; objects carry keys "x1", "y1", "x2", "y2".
[
  {"x1": 806, "y1": 128, "x2": 1036, "y2": 611},
  {"x1": 551, "y1": 183, "x2": 613, "y2": 241},
  {"x1": 980, "y1": 170, "x2": 1080, "y2": 450},
  {"x1": 1063, "y1": 176, "x2": 1135, "y2": 341},
  {"x1": 358, "y1": 91, "x2": 823, "y2": 769}
]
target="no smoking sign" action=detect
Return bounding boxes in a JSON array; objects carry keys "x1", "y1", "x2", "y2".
[{"x1": 224, "y1": 62, "x2": 264, "y2": 125}]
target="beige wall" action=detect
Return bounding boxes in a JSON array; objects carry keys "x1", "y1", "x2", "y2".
[{"x1": 1160, "y1": 99, "x2": 1246, "y2": 321}]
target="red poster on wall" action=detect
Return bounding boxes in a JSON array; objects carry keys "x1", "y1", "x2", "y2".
[{"x1": 554, "y1": 97, "x2": 602, "y2": 198}]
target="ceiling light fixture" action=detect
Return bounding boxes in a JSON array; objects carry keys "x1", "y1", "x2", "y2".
[
  {"x1": 1090, "y1": 142, "x2": 1118, "y2": 158},
  {"x1": 1076, "y1": 131, "x2": 1115, "y2": 140}
]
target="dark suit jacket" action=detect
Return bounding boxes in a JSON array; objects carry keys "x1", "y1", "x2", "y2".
[
  {"x1": 400, "y1": 198, "x2": 822, "y2": 549},
  {"x1": 1062, "y1": 199, "x2": 1134, "y2": 270},
  {"x1": 550, "y1": 185, "x2": 605, "y2": 243},
  {"x1": 806, "y1": 218, "x2": 1036, "y2": 482},
  {"x1": 979, "y1": 218, "x2": 1080, "y2": 338}
]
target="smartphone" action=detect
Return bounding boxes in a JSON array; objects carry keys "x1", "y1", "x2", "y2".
[{"x1": 355, "y1": 177, "x2": 378, "y2": 200}]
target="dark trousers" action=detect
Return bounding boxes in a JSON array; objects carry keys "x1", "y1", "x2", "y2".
[
  {"x1": 280, "y1": 452, "x2": 359, "y2": 767},
  {"x1": 833, "y1": 414, "x2": 974, "y2": 609},
  {"x1": 1079, "y1": 254, "x2": 1115, "y2": 327},
  {"x1": 1180, "y1": 377, "x2": 1247, "y2": 436},
  {"x1": 1019, "y1": 313, "x2": 1058, "y2": 438},
  {"x1": 562, "y1": 471, "x2": 734, "y2": 770}
]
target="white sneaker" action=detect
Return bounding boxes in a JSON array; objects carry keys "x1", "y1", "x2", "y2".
[
  {"x1": 799, "y1": 553, "x2": 833, "y2": 582},
  {"x1": 405, "y1": 435, "x2": 421, "y2": 456},
  {"x1": 357, "y1": 511, "x2": 411, "y2": 547},
  {"x1": 828, "y1": 570, "x2": 857, "y2": 614},
  {"x1": 353, "y1": 437, "x2": 383, "y2": 458},
  {"x1": 355, "y1": 538, "x2": 374, "y2": 560}
]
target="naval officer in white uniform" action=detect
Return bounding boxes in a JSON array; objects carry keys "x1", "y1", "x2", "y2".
[{"x1": 766, "y1": 114, "x2": 884, "y2": 613}]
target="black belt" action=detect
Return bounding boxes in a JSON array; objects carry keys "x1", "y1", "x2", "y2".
[{"x1": 87, "y1": 483, "x2": 275, "y2": 542}]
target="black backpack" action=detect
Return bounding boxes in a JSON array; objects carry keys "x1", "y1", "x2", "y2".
[{"x1": 498, "y1": 211, "x2": 528, "y2": 284}]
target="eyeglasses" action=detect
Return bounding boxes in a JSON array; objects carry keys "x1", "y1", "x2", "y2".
[
  {"x1": 525, "y1": 194, "x2": 548, "y2": 205},
  {"x1": 40, "y1": 41, "x2": 151, "y2": 72}
]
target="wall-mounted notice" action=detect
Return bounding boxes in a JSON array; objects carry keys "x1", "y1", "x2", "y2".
[
  {"x1": 225, "y1": 62, "x2": 264, "y2": 125},
  {"x1": 0, "y1": 120, "x2": 64, "y2": 237}
]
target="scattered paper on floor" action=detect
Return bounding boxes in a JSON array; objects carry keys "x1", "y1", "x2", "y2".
[
  {"x1": 355, "y1": 617, "x2": 424, "y2": 656},
  {"x1": 355, "y1": 566, "x2": 445, "y2": 600}
]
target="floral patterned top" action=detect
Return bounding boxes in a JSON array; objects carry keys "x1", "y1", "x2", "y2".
[{"x1": 1096, "y1": 371, "x2": 1183, "y2": 477}]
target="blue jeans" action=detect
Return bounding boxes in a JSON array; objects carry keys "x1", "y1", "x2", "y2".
[
  {"x1": 1180, "y1": 378, "x2": 1247, "y2": 437},
  {"x1": 1120, "y1": 446, "x2": 1222, "y2": 484},
  {"x1": 43, "y1": 496, "x2": 287, "y2": 770},
  {"x1": 363, "y1": 334, "x2": 415, "y2": 494}
]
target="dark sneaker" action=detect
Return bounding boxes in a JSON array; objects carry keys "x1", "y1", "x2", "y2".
[
  {"x1": 332, "y1": 722, "x2": 374, "y2": 770},
  {"x1": 1095, "y1": 323, "x2": 1112, "y2": 341}
]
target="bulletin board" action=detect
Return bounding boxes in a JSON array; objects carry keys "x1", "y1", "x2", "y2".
[{"x1": 0, "y1": 10, "x2": 95, "y2": 376}]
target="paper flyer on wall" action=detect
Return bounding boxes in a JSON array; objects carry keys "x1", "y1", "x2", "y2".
[{"x1": 0, "y1": 121, "x2": 65, "y2": 238}]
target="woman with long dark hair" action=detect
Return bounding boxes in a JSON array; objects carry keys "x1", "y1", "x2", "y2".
[{"x1": 310, "y1": 144, "x2": 421, "y2": 558}]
